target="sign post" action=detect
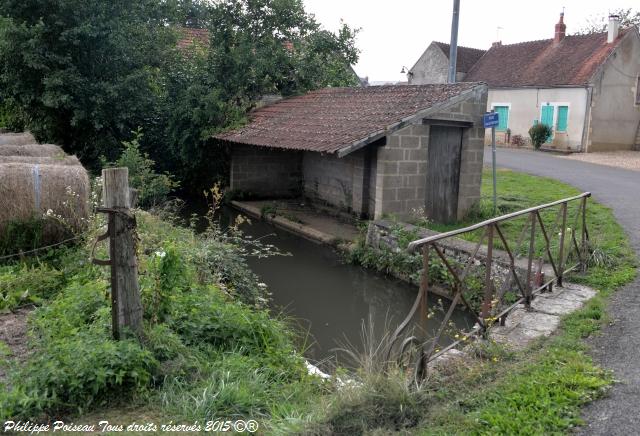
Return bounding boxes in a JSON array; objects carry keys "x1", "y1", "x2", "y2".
[{"x1": 483, "y1": 111, "x2": 499, "y2": 215}]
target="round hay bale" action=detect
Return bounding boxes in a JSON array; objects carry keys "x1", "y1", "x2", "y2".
[
  {"x1": 0, "y1": 143, "x2": 65, "y2": 158},
  {"x1": 0, "y1": 132, "x2": 36, "y2": 145},
  {"x1": 0, "y1": 155, "x2": 81, "y2": 166},
  {"x1": 0, "y1": 162, "x2": 90, "y2": 237}
]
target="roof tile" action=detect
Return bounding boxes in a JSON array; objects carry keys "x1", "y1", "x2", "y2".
[
  {"x1": 465, "y1": 30, "x2": 629, "y2": 87},
  {"x1": 216, "y1": 83, "x2": 481, "y2": 153}
]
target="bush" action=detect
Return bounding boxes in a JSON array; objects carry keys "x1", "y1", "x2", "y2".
[
  {"x1": 511, "y1": 134, "x2": 526, "y2": 147},
  {"x1": 0, "y1": 264, "x2": 64, "y2": 311},
  {"x1": 528, "y1": 124, "x2": 552, "y2": 149},
  {"x1": 109, "y1": 129, "x2": 179, "y2": 208},
  {"x1": 0, "y1": 334, "x2": 157, "y2": 419}
]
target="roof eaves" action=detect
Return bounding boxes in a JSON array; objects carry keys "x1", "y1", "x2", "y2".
[{"x1": 336, "y1": 83, "x2": 487, "y2": 158}]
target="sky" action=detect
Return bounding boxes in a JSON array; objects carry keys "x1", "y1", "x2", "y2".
[{"x1": 302, "y1": 0, "x2": 639, "y2": 82}]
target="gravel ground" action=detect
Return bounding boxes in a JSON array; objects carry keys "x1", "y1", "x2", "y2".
[{"x1": 560, "y1": 151, "x2": 640, "y2": 171}]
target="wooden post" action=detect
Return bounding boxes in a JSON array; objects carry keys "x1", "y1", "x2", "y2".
[{"x1": 102, "y1": 168, "x2": 143, "y2": 340}]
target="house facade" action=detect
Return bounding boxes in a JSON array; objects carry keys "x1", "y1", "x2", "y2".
[
  {"x1": 410, "y1": 15, "x2": 640, "y2": 152},
  {"x1": 408, "y1": 42, "x2": 485, "y2": 85},
  {"x1": 216, "y1": 83, "x2": 488, "y2": 223}
]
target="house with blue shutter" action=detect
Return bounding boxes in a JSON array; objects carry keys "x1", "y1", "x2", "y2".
[{"x1": 409, "y1": 14, "x2": 640, "y2": 152}]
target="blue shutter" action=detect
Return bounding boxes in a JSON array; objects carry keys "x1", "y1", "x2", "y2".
[
  {"x1": 494, "y1": 106, "x2": 509, "y2": 131},
  {"x1": 556, "y1": 106, "x2": 568, "y2": 132}
]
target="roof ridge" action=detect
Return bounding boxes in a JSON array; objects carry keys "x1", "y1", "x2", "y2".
[{"x1": 433, "y1": 41, "x2": 486, "y2": 52}]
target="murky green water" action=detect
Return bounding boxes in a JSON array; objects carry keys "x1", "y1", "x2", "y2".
[{"x1": 190, "y1": 203, "x2": 474, "y2": 367}]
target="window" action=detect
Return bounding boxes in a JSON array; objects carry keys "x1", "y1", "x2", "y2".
[
  {"x1": 494, "y1": 106, "x2": 509, "y2": 131},
  {"x1": 556, "y1": 106, "x2": 569, "y2": 132}
]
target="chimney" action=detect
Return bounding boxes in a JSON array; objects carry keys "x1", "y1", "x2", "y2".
[
  {"x1": 554, "y1": 12, "x2": 566, "y2": 43},
  {"x1": 608, "y1": 15, "x2": 620, "y2": 43}
]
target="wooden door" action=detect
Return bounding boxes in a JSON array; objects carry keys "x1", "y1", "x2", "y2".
[{"x1": 425, "y1": 125, "x2": 463, "y2": 223}]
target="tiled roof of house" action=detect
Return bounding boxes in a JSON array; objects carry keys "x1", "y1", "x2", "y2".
[
  {"x1": 216, "y1": 83, "x2": 482, "y2": 154},
  {"x1": 177, "y1": 27, "x2": 209, "y2": 50},
  {"x1": 465, "y1": 29, "x2": 630, "y2": 87},
  {"x1": 432, "y1": 42, "x2": 486, "y2": 73}
]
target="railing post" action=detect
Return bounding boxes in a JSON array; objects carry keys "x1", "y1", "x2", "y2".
[
  {"x1": 481, "y1": 224, "x2": 494, "y2": 321},
  {"x1": 581, "y1": 197, "x2": 588, "y2": 273},
  {"x1": 525, "y1": 211, "x2": 536, "y2": 308},
  {"x1": 557, "y1": 202, "x2": 568, "y2": 287},
  {"x1": 418, "y1": 244, "x2": 430, "y2": 335}
]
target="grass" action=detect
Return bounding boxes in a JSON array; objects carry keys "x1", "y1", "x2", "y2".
[
  {"x1": 408, "y1": 168, "x2": 636, "y2": 435},
  {"x1": 0, "y1": 210, "x2": 323, "y2": 430},
  {"x1": 1, "y1": 168, "x2": 636, "y2": 434},
  {"x1": 341, "y1": 167, "x2": 636, "y2": 434}
]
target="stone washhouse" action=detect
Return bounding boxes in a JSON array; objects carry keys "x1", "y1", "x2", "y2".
[{"x1": 216, "y1": 83, "x2": 488, "y2": 223}]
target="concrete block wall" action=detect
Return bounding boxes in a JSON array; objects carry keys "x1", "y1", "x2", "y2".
[
  {"x1": 374, "y1": 87, "x2": 487, "y2": 221},
  {"x1": 230, "y1": 145, "x2": 303, "y2": 197},
  {"x1": 374, "y1": 124, "x2": 429, "y2": 219},
  {"x1": 445, "y1": 90, "x2": 488, "y2": 220}
]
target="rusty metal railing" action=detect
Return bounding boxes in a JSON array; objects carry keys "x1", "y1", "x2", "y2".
[{"x1": 387, "y1": 192, "x2": 591, "y2": 379}]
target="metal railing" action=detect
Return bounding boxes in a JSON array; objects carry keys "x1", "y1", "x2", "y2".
[{"x1": 387, "y1": 192, "x2": 591, "y2": 379}]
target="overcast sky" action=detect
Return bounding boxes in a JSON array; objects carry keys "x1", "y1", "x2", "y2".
[{"x1": 302, "y1": 0, "x2": 638, "y2": 82}]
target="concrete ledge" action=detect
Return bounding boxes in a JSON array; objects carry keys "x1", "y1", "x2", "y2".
[
  {"x1": 231, "y1": 200, "x2": 339, "y2": 246},
  {"x1": 489, "y1": 283, "x2": 597, "y2": 350}
]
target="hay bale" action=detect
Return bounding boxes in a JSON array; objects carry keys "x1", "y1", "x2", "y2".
[
  {"x1": 0, "y1": 144, "x2": 65, "y2": 158},
  {"x1": 0, "y1": 155, "x2": 81, "y2": 166},
  {"x1": 0, "y1": 132, "x2": 36, "y2": 145},
  {"x1": 0, "y1": 162, "x2": 90, "y2": 236}
]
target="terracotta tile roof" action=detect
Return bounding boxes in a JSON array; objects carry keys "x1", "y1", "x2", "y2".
[
  {"x1": 432, "y1": 42, "x2": 486, "y2": 73},
  {"x1": 216, "y1": 83, "x2": 482, "y2": 154},
  {"x1": 177, "y1": 27, "x2": 209, "y2": 50},
  {"x1": 465, "y1": 30, "x2": 630, "y2": 87}
]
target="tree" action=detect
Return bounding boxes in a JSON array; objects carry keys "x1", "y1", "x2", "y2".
[
  {"x1": 0, "y1": 0, "x2": 176, "y2": 166},
  {"x1": 0, "y1": 0, "x2": 360, "y2": 194},
  {"x1": 156, "y1": 0, "x2": 361, "y2": 193},
  {"x1": 574, "y1": 8, "x2": 640, "y2": 35}
]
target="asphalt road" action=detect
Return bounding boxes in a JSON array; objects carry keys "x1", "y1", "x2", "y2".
[{"x1": 484, "y1": 148, "x2": 640, "y2": 435}]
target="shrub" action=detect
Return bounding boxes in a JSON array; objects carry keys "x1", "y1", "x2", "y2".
[
  {"x1": 0, "y1": 264, "x2": 64, "y2": 311},
  {"x1": 511, "y1": 134, "x2": 526, "y2": 147},
  {"x1": 0, "y1": 217, "x2": 44, "y2": 257},
  {"x1": 109, "y1": 129, "x2": 179, "y2": 208},
  {"x1": 0, "y1": 333, "x2": 157, "y2": 419},
  {"x1": 528, "y1": 124, "x2": 552, "y2": 149}
]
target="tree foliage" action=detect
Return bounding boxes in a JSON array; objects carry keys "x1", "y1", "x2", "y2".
[
  {"x1": 574, "y1": 8, "x2": 640, "y2": 35},
  {"x1": 0, "y1": 0, "x2": 176, "y2": 164},
  {"x1": 0, "y1": 0, "x2": 360, "y2": 194}
]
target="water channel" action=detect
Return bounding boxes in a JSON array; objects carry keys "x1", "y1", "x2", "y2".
[{"x1": 196, "y1": 204, "x2": 474, "y2": 368}]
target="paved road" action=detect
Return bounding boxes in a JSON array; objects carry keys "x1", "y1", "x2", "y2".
[{"x1": 484, "y1": 148, "x2": 640, "y2": 435}]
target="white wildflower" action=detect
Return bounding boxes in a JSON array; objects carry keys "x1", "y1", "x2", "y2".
[{"x1": 155, "y1": 250, "x2": 166, "y2": 258}]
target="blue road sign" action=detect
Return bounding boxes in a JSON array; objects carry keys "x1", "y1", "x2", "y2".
[{"x1": 483, "y1": 112, "x2": 499, "y2": 128}]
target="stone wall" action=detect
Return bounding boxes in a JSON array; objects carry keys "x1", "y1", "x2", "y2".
[
  {"x1": 230, "y1": 145, "x2": 302, "y2": 197},
  {"x1": 588, "y1": 30, "x2": 640, "y2": 152},
  {"x1": 302, "y1": 144, "x2": 379, "y2": 217},
  {"x1": 408, "y1": 43, "x2": 449, "y2": 85},
  {"x1": 302, "y1": 151, "x2": 356, "y2": 211}
]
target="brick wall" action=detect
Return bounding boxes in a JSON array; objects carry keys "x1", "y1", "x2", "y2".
[{"x1": 230, "y1": 145, "x2": 302, "y2": 197}]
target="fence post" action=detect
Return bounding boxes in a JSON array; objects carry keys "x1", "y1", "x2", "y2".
[
  {"x1": 481, "y1": 224, "x2": 494, "y2": 320},
  {"x1": 102, "y1": 168, "x2": 143, "y2": 340},
  {"x1": 581, "y1": 197, "x2": 588, "y2": 273},
  {"x1": 557, "y1": 202, "x2": 568, "y2": 287}
]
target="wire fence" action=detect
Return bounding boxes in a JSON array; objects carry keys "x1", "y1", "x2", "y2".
[{"x1": 0, "y1": 231, "x2": 91, "y2": 262}]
